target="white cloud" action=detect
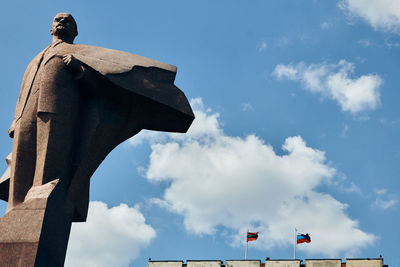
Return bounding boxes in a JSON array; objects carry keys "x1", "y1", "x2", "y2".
[
  {"x1": 320, "y1": 22, "x2": 332, "y2": 30},
  {"x1": 65, "y1": 201, "x2": 156, "y2": 267},
  {"x1": 384, "y1": 36, "x2": 400, "y2": 47},
  {"x1": 129, "y1": 130, "x2": 167, "y2": 147},
  {"x1": 372, "y1": 189, "x2": 398, "y2": 209},
  {"x1": 241, "y1": 103, "x2": 254, "y2": 112},
  {"x1": 339, "y1": 0, "x2": 400, "y2": 32},
  {"x1": 129, "y1": 98, "x2": 222, "y2": 146},
  {"x1": 341, "y1": 124, "x2": 350, "y2": 137},
  {"x1": 358, "y1": 39, "x2": 372, "y2": 47},
  {"x1": 139, "y1": 98, "x2": 375, "y2": 256},
  {"x1": 375, "y1": 188, "x2": 387, "y2": 195},
  {"x1": 272, "y1": 60, "x2": 382, "y2": 114},
  {"x1": 277, "y1": 36, "x2": 290, "y2": 47},
  {"x1": 331, "y1": 173, "x2": 362, "y2": 195},
  {"x1": 257, "y1": 41, "x2": 268, "y2": 52},
  {"x1": 343, "y1": 182, "x2": 362, "y2": 194}
]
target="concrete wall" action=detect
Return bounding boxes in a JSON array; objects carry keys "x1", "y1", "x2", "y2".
[
  {"x1": 226, "y1": 260, "x2": 260, "y2": 267},
  {"x1": 187, "y1": 261, "x2": 222, "y2": 267},
  {"x1": 346, "y1": 259, "x2": 382, "y2": 267},
  {"x1": 149, "y1": 261, "x2": 183, "y2": 267},
  {"x1": 305, "y1": 259, "x2": 341, "y2": 267},
  {"x1": 265, "y1": 260, "x2": 300, "y2": 267}
]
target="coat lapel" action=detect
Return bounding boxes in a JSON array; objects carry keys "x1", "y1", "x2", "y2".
[{"x1": 14, "y1": 44, "x2": 53, "y2": 121}]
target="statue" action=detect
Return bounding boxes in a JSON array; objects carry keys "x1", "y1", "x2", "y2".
[{"x1": 0, "y1": 13, "x2": 194, "y2": 266}]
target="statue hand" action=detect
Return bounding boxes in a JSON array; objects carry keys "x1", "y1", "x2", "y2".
[{"x1": 62, "y1": 54, "x2": 82, "y2": 76}]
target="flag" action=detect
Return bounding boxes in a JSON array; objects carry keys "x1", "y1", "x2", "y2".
[
  {"x1": 247, "y1": 232, "x2": 259, "y2": 242},
  {"x1": 297, "y1": 233, "x2": 311, "y2": 244}
]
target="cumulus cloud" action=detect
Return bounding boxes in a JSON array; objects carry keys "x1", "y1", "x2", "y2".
[
  {"x1": 339, "y1": 0, "x2": 400, "y2": 32},
  {"x1": 138, "y1": 98, "x2": 375, "y2": 256},
  {"x1": 65, "y1": 201, "x2": 156, "y2": 267},
  {"x1": 272, "y1": 60, "x2": 382, "y2": 114},
  {"x1": 129, "y1": 98, "x2": 222, "y2": 146}
]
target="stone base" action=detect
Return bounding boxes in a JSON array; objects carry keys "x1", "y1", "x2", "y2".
[{"x1": 0, "y1": 179, "x2": 74, "y2": 266}]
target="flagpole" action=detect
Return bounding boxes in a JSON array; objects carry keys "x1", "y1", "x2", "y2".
[
  {"x1": 245, "y1": 230, "x2": 248, "y2": 260},
  {"x1": 294, "y1": 228, "x2": 297, "y2": 259},
  {"x1": 245, "y1": 241, "x2": 248, "y2": 260}
]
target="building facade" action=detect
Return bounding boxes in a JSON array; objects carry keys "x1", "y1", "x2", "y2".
[{"x1": 148, "y1": 258, "x2": 388, "y2": 267}]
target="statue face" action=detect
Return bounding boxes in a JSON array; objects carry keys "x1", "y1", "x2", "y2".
[{"x1": 50, "y1": 13, "x2": 77, "y2": 38}]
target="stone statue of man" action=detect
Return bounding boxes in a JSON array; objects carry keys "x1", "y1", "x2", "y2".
[
  {"x1": 0, "y1": 12, "x2": 193, "y2": 266},
  {"x1": 7, "y1": 13, "x2": 83, "y2": 213},
  {"x1": 4, "y1": 12, "x2": 194, "y2": 221}
]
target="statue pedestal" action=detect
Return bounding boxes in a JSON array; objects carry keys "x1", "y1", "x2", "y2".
[{"x1": 0, "y1": 179, "x2": 74, "y2": 267}]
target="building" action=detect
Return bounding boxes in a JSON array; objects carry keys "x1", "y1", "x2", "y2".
[{"x1": 148, "y1": 258, "x2": 388, "y2": 267}]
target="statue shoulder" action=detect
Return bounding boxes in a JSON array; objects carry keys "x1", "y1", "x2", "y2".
[
  {"x1": 70, "y1": 45, "x2": 177, "y2": 75},
  {"x1": 26, "y1": 50, "x2": 45, "y2": 69},
  {"x1": 21, "y1": 48, "x2": 47, "y2": 80}
]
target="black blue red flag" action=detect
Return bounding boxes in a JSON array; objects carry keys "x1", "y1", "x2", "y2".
[{"x1": 297, "y1": 233, "x2": 311, "y2": 244}]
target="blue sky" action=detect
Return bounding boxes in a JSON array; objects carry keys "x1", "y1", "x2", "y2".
[{"x1": 0, "y1": 1, "x2": 399, "y2": 266}]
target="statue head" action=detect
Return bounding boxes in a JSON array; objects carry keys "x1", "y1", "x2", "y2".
[{"x1": 50, "y1": 13, "x2": 78, "y2": 43}]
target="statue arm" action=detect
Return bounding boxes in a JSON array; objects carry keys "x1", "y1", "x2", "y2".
[
  {"x1": 62, "y1": 54, "x2": 105, "y2": 89},
  {"x1": 62, "y1": 54, "x2": 85, "y2": 79}
]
